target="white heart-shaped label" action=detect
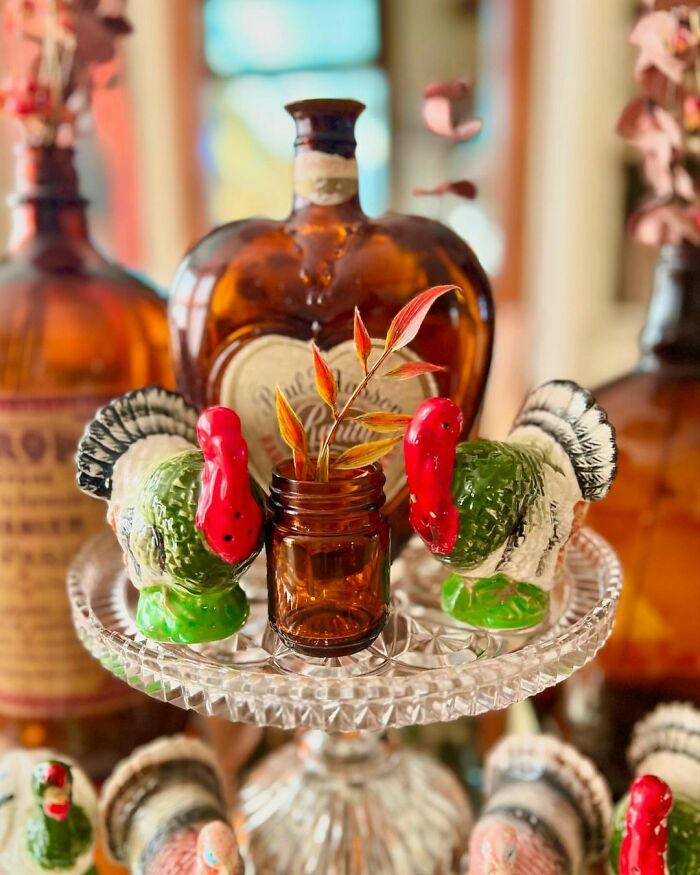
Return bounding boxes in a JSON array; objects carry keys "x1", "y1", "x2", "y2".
[{"x1": 218, "y1": 335, "x2": 438, "y2": 502}]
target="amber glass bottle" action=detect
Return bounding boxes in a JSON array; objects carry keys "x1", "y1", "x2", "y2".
[
  {"x1": 267, "y1": 461, "x2": 390, "y2": 656},
  {"x1": 539, "y1": 242, "x2": 700, "y2": 796},
  {"x1": 170, "y1": 99, "x2": 494, "y2": 547},
  {"x1": 0, "y1": 146, "x2": 186, "y2": 779}
]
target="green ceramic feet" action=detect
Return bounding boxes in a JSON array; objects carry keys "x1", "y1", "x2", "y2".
[
  {"x1": 136, "y1": 584, "x2": 250, "y2": 644},
  {"x1": 441, "y1": 572, "x2": 549, "y2": 630}
]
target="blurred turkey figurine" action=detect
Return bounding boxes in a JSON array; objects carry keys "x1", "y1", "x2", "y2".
[
  {"x1": 610, "y1": 702, "x2": 700, "y2": 874},
  {"x1": 0, "y1": 749, "x2": 97, "y2": 875},
  {"x1": 101, "y1": 735, "x2": 243, "y2": 875},
  {"x1": 466, "y1": 735, "x2": 612, "y2": 875},
  {"x1": 404, "y1": 380, "x2": 617, "y2": 629},
  {"x1": 76, "y1": 387, "x2": 264, "y2": 643}
]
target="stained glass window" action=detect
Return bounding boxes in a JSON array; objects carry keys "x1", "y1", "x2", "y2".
[
  {"x1": 204, "y1": 0, "x2": 381, "y2": 76},
  {"x1": 202, "y1": 0, "x2": 389, "y2": 220}
]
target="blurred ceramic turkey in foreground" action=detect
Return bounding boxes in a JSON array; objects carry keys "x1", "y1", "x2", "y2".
[
  {"x1": 101, "y1": 735, "x2": 243, "y2": 874},
  {"x1": 467, "y1": 734, "x2": 612, "y2": 874},
  {"x1": 610, "y1": 702, "x2": 700, "y2": 874},
  {"x1": 0, "y1": 749, "x2": 97, "y2": 874}
]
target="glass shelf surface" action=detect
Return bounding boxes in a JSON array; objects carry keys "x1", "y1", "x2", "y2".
[{"x1": 68, "y1": 529, "x2": 622, "y2": 732}]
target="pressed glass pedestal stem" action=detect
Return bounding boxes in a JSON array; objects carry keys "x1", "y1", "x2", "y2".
[
  {"x1": 266, "y1": 462, "x2": 390, "y2": 657},
  {"x1": 233, "y1": 730, "x2": 472, "y2": 875}
]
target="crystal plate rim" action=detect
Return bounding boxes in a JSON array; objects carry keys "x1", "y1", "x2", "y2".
[{"x1": 67, "y1": 528, "x2": 622, "y2": 730}]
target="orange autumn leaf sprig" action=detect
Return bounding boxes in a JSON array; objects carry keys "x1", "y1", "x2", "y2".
[{"x1": 275, "y1": 285, "x2": 458, "y2": 482}]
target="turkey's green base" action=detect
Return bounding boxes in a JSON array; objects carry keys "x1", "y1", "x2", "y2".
[
  {"x1": 441, "y1": 573, "x2": 549, "y2": 630},
  {"x1": 136, "y1": 584, "x2": 250, "y2": 644},
  {"x1": 610, "y1": 792, "x2": 700, "y2": 875}
]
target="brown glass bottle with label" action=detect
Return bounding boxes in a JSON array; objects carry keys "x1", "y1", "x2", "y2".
[
  {"x1": 536, "y1": 242, "x2": 700, "y2": 796},
  {"x1": 170, "y1": 99, "x2": 494, "y2": 547},
  {"x1": 0, "y1": 145, "x2": 186, "y2": 780}
]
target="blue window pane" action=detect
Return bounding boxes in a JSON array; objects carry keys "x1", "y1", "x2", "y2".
[
  {"x1": 204, "y1": 0, "x2": 381, "y2": 76},
  {"x1": 201, "y1": 67, "x2": 390, "y2": 220}
]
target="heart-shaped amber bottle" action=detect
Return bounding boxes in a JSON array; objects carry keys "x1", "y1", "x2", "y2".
[{"x1": 170, "y1": 99, "x2": 494, "y2": 547}]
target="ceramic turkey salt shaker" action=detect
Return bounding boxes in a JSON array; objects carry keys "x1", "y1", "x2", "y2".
[
  {"x1": 467, "y1": 734, "x2": 612, "y2": 874},
  {"x1": 75, "y1": 387, "x2": 265, "y2": 645},
  {"x1": 0, "y1": 749, "x2": 97, "y2": 875},
  {"x1": 100, "y1": 735, "x2": 243, "y2": 874},
  {"x1": 610, "y1": 702, "x2": 700, "y2": 874}
]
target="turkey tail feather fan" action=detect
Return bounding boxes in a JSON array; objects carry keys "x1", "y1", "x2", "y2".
[
  {"x1": 76, "y1": 386, "x2": 198, "y2": 499},
  {"x1": 510, "y1": 380, "x2": 617, "y2": 501}
]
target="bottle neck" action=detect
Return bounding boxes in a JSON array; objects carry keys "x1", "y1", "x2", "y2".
[
  {"x1": 287, "y1": 98, "x2": 364, "y2": 215},
  {"x1": 292, "y1": 146, "x2": 361, "y2": 213},
  {"x1": 7, "y1": 146, "x2": 90, "y2": 251},
  {"x1": 639, "y1": 242, "x2": 700, "y2": 374}
]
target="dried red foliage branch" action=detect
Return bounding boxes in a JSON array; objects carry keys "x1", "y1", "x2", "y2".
[
  {"x1": 422, "y1": 79, "x2": 483, "y2": 141},
  {"x1": 621, "y1": 2, "x2": 700, "y2": 245},
  {"x1": 311, "y1": 341, "x2": 338, "y2": 414},
  {"x1": 0, "y1": 0, "x2": 131, "y2": 145},
  {"x1": 353, "y1": 307, "x2": 372, "y2": 376},
  {"x1": 275, "y1": 387, "x2": 308, "y2": 480},
  {"x1": 414, "y1": 78, "x2": 481, "y2": 202},
  {"x1": 412, "y1": 180, "x2": 478, "y2": 200},
  {"x1": 275, "y1": 285, "x2": 459, "y2": 482}
]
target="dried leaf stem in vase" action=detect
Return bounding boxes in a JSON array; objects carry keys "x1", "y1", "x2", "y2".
[{"x1": 275, "y1": 285, "x2": 457, "y2": 481}]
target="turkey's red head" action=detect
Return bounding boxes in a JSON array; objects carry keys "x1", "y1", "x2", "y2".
[
  {"x1": 35, "y1": 761, "x2": 72, "y2": 823},
  {"x1": 404, "y1": 397, "x2": 462, "y2": 555},
  {"x1": 195, "y1": 407, "x2": 262, "y2": 565},
  {"x1": 619, "y1": 774, "x2": 673, "y2": 875}
]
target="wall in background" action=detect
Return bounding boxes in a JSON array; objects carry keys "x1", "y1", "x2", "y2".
[{"x1": 524, "y1": 0, "x2": 645, "y2": 392}]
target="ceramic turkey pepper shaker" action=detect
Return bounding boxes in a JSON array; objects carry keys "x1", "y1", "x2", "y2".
[
  {"x1": 0, "y1": 749, "x2": 97, "y2": 875},
  {"x1": 100, "y1": 735, "x2": 244, "y2": 874},
  {"x1": 404, "y1": 381, "x2": 617, "y2": 631},
  {"x1": 466, "y1": 734, "x2": 612, "y2": 874}
]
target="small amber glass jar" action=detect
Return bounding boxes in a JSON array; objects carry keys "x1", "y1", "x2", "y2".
[{"x1": 266, "y1": 462, "x2": 390, "y2": 657}]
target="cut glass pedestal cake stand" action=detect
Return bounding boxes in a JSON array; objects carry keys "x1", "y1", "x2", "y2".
[{"x1": 68, "y1": 528, "x2": 621, "y2": 875}]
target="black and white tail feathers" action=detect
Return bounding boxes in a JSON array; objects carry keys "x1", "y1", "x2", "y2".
[
  {"x1": 100, "y1": 735, "x2": 229, "y2": 866},
  {"x1": 510, "y1": 380, "x2": 617, "y2": 501},
  {"x1": 76, "y1": 386, "x2": 198, "y2": 499}
]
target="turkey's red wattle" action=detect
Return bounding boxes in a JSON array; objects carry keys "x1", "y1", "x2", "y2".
[
  {"x1": 619, "y1": 774, "x2": 672, "y2": 875},
  {"x1": 404, "y1": 398, "x2": 462, "y2": 555},
  {"x1": 195, "y1": 406, "x2": 262, "y2": 564}
]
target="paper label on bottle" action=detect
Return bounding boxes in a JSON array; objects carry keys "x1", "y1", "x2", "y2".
[
  {"x1": 0, "y1": 395, "x2": 134, "y2": 719},
  {"x1": 218, "y1": 336, "x2": 439, "y2": 504},
  {"x1": 293, "y1": 151, "x2": 359, "y2": 205}
]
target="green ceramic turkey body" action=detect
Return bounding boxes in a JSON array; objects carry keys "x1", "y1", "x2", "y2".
[
  {"x1": 130, "y1": 449, "x2": 263, "y2": 644},
  {"x1": 439, "y1": 441, "x2": 551, "y2": 630}
]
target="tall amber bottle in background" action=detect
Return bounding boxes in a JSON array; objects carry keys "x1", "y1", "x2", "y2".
[
  {"x1": 170, "y1": 99, "x2": 494, "y2": 546},
  {"x1": 0, "y1": 146, "x2": 186, "y2": 779},
  {"x1": 539, "y1": 243, "x2": 700, "y2": 795}
]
